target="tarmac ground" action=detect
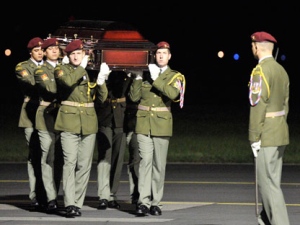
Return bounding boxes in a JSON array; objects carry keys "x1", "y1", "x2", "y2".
[{"x1": 0, "y1": 163, "x2": 299, "y2": 225}]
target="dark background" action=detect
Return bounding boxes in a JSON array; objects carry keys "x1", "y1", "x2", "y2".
[{"x1": 0, "y1": 2, "x2": 299, "y2": 109}]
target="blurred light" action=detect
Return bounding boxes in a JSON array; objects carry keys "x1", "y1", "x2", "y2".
[
  {"x1": 280, "y1": 55, "x2": 286, "y2": 61},
  {"x1": 233, "y1": 53, "x2": 239, "y2": 60},
  {"x1": 5, "y1": 49, "x2": 11, "y2": 56},
  {"x1": 217, "y1": 51, "x2": 224, "y2": 58}
]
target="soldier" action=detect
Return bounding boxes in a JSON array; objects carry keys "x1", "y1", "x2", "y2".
[
  {"x1": 128, "y1": 41, "x2": 186, "y2": 216},
  {"x1": 249, "y1": 31, "x2": 290, "y2": 225},
  {"x1": 124, "y1": 72, "x2": 140, "y2": 205},
  {"x1": 96, "y1": 70, "x2": 131, "y2": 210},
  {"x1": 34, "y1": 38, "x2": 63, "y2": 213},
  {"x1": 15, "y1": 37, "x2": 47, "y2": 208},
  {"x1": 54, "y1": 39, "x2": 108, "y2": 217}
]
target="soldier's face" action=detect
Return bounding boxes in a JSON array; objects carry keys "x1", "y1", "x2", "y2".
[
  {"x1": 68, "y1": 50, "x2": 85, "y2": 66},
  {"x1": 251, "y1": 43, "x2": 258, "y2": 60},
  {"x1": 44, "y1": 46, "x2": 60, "y2": 61},
  {"x1": 30, "y1": 47, "x2": 44, "y2": 62},
  {"x1": 155, "y1": 48, "x2": 171, "y2": 68}
]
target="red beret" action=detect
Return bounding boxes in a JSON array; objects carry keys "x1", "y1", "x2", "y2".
[
  {"x1": 157, "y1": 41, "x2": 170, "y2": 49},
  {"x1": 27, "y1": 37, "x2": 43, "y2": 49},
  {"x1": 64, "y1": 39, "x2": 83, "y2": 53},
  {"x1": 251, "y1": 31, "x2": 277, "y2": 43},
  {"x1": 42, "y1": 38, "x2": 59, "y2": 49}
]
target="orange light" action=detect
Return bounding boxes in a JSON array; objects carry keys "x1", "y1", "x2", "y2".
[
  {"x1": 218, "y1": 51, "x2": 224, "y2": 58},
  {"x1": 5, "y1": 49, "x2": 11, "y2": 56}
]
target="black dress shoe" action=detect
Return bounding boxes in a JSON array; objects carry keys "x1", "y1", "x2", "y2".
[
  {"x1": 136, "y1": 204, "x2": 149, "y2": 216},
  {"x1": 46, "y1": 200, "x2": 58, "y2": 213},
  {"x1": 30, "y1": 198, "x2": 39, "y2": 207},
  {"x1": 97, "y1": 199, "x2": 108, "y2": 210},
  {"x1": 74, "y1": 206, "x2": 82, "y2": 216},
  {"x1": 65, "y1": 205, "x2": 81, "y2": 217},
  {"x1": 150, "y1": 206, "x2": 162, "y2": 216},
  {"x1": 65, "y1": 205, "x2": 77, "y2": 218},
  {"x1": 108, "y1": 200, "x2": 120, "y2": 209}
]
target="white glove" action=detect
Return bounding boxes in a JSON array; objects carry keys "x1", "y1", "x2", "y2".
[
  {"x1": 96, "y1": 72, "x2": 106, "y2": 85},
  {"x1": 127, "y1": 70, "x2": 143, "y2": 80},
  {"x1": 62, "y1": 55, "x2": 69, "y2": 65},
  {"x1": 251, "y1": 140, "x2": 261, "y2": 157},
  {"x1": 80, "y1": 55, "x2": 89, "y2": 68},
  {"x1": 148, "y1": 64, "x2": 160, "y2": 81},
  {"x1": 99, "y1": 62, "x2": 111, "y2": 80}
]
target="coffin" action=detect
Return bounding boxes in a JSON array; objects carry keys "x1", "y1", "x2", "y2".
[{"x1": 48, "y1": 20, "x2": 156, "y2": 71}]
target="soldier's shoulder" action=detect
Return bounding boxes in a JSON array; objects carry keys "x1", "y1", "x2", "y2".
[
  {"x1": 54, "y1": 64, "x2": 68, "y2": 78},
  {"x1": 34, "y1": 66, "x2": 45, "y2": 75},
  {"x1": 170, "y1": 70, "x2": 185, "y2": 80},
  {"x1": 15, "y1": 61, "x2": 29, "y2": 71}
]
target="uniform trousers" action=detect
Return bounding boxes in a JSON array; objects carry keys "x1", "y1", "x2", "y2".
[
  {"x1": 24, "y1": 127, "x2": 36, "y2": 201},
  {"x1": 38, "y1": 130, "x2": 58, "y2": 202},
  {"x1": 61, "y1": 131, "x2": 95, "y2": 208},
  {"x1": 137, "y1": 134, "x2": 169, "y2": 209},
  {"x1": 126, "y1": 131, "x2": 140, "y2": 201},
  {"x1": 97, "y1": 126, "x2": 126, "y2": 201},
  {"x1": 257, "y1": 146, "x2": 290, "y2": 225}
]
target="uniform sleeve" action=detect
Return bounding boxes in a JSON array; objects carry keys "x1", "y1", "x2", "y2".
[
  {"x1": 15, "y1": 62, "x2": 35, "y2": 86},
  {"x1": 129, "y1": 79, "x2": 143, "y2": 102},
  {"x1": 54, "y1": 65, "x2": 87, "y2": 87},
  {"x1": 248, "y1": 66, "x2": 269, "y2": 142},
  {"x1": 95, "y1": 83, "x2": 108, "y2": 103},
  {"x1": 152, "y1": 73, "x2": 184, "y2": 100},
  {"x1": 34, "y1": 67, "x2": 57, "y2": 93}
]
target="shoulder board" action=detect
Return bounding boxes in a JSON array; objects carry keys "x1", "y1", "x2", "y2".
[
  {"x1": 15, "y1": 61, "x2": 28, "y2": 71},
  {"x1": 55, "y1": 65, "x2": 62, "y2": 70},
  {"x1": 35, "y1": 69, "x2": 44, "y2": 74},
  {"x1": 168, "y1": 72, "x2": 185, "y2": 84}
]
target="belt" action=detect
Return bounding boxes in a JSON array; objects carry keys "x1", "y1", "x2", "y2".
[
  {"x1": 138, "y1": 105, "x2": 170, "y2": 112},
  {"x1": 107, "y1": 97, "x2": 126, "y2": 103},
  {"x1": 40, "y1": 101, "x2": 51, "y2": 106},
  {"x1": 61, "y1": 100, "x2": 94, "y2": 107},
  {"x1": 265, "y1": 110, "x2": 285, "y2": 118}
]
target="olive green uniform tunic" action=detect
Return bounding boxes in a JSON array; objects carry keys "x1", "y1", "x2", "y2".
[
  {"x1": 54, "y1": 64, "x2": 108, "y2": 209},
  {"x1": 34, "y1": 61, "x2": 62, "y2": 202},
  {"x1": 15, "y1": 59, "x2": 44, "y2": 203},
  {"x1": 129, "y1": 67, "x2": 185, "y2": 209},
  {"x1": 248, "y1": 56, "x2": 290, "y2": 225}
]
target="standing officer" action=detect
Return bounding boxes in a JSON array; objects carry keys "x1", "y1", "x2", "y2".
[
  {"x1": 15, "y1": 37, "x2": 47, "y2": 208},
  {"x1": 129, "y1": 41, "x2": 186, "y2": 216},
  {"x1": 248, "y1": 31, "x2": 290, "y2": 225},
  {"x1": 54, "y1": 39, "x2": 108, "y2": 217},
  {"x1": 34, "y1": 38, "x2": 63, "y2": 213},
  {"x1": 96, "y1": 70, "x2": 130, "y2": 210},
  {"x1": 124, "y1": 73, "x2": 140, "y2": 205}
]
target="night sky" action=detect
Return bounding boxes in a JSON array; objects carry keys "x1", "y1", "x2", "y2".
[{"x1": 1, "y1": 2, "x2": 299, "y2": 108}]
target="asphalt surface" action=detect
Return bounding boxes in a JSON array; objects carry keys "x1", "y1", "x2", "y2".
[{"x1": 0, "y1": 162, "x2": 299, "y2": 225}]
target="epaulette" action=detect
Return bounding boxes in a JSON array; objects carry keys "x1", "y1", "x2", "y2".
[
  {"x1": 15, "y1": 61, "x2": 28, "y2": 71},
  {"x1": 35, "y1": 69, "x2": 44, "y2": 74},
  {"x1": 54, "y1": 65, "x2": 61, "y2": 71}
]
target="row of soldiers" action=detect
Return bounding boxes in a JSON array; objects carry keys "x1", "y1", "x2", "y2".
[
  {"x1": 15, "y1": 37, "x2": 140, "y2": 217},
  {"x1": 15, "y1": 37, "x2": 185, "y2": 217}
]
